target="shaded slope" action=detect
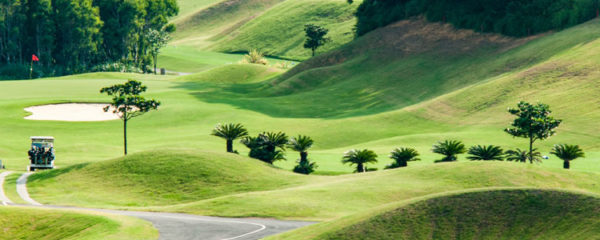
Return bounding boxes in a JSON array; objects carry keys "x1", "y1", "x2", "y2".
[
  {"x1": 212, "y1": 0, "x2": 358, "y2": 60},
  {"x1": 193, "y1": 18, "x2": 600, "y2": 118},
  {"x1": 154, "y1": 162, "x2": 600, "y2": 220},
  {"x1": 27, "y1": 150, "x2": 312, "y2": 207},
  {"x1": 272, "y1": 190, "x2": 600, "y2": 240}
]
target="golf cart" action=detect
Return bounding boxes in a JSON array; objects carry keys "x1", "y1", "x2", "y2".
[{"x1": 28, "y1": 136, "x2": 55, "y2": 171}]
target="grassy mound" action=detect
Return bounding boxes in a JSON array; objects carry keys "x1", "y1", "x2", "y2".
[
  {"x1": 0, "y1": 207, "x2": 156, "y2": 240},
  {"x1": 178, "y1": 64, "x2": 282, "y2": 83},
  {"x1": 286, "y1": 190, "x2": 600, "y2": 240},
  {"x1": 27, "y1": 150, "x2": 311, "y2": 207},
  {"x1": 155, "y1": 162, "x2": 600, "y2": 220},
  {"x1": 212, "y1": 0, "x2": 358, "y2": 60}
]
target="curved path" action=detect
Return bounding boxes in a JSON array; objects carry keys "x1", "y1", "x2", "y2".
[{"x1": 4, "y1": 172, "x2": 314, "y2": 240}]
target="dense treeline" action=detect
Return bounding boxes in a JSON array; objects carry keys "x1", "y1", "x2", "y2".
[
  {"x1": 0, "y1": 0, "x2": 177, "y2": 78},
  {"x1": 354, "y1": 0, "x2": 600, "y2": 37}
]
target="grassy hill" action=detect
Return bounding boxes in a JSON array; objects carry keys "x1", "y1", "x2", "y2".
[
  {"x1": 0, "y1": 207, "x2": 156, "y2": 240},
  {"x1": 26, "y1": 150, "x2": 313, "y2": 207},
  {"x1": 170, "y1": 0, "x2": 358, "y2": 60},
  {"x1": 178, "y1": 64, "x2": 283, "y2": 83},
  {"x1": 147, "y1": 162, "x2": 600, "y2": 220},
  {"x1": 269, "y1": 189, "x2": 600, "y2": 239}
]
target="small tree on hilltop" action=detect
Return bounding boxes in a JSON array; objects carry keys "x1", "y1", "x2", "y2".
[
  {"x1": 505, "y1": 101, "x2": 561, "y2": 164},
  {"x1": 146, "y1": 29, "x2": 170, "y2": 74},
  {"x1": 211, "y1": 123, "x2": 249, "y2": 153},
  {"x1": 432, "y1": 140, "x2": 466, "y2": 163},
  {"x1": 101, "y1": 80, "x2": 160, "y2": 155},
  {"x1": 342, "y1": 149, "x2": 378, "y2": 173},
  {"x1": 386, "y1": 148, "x2": 420, "y2": 169},
  {"x1": 304, "y1": 24, "x2": 331, "y2": 57},
  {"x1": 288, "y1": 135, "x2": 318, "y2": 174},
  {"x1": 551, "y1": 144, "x2": 585, "y2": 169}
]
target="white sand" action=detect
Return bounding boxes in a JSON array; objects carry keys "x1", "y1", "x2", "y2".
[{"x1": 25, "y1": 103, "x2": 120, "y2": 122}]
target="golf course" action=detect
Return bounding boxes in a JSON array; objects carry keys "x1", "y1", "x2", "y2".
[{"x1": 1, "y1": 0, "x2": 600, "y2": 239}]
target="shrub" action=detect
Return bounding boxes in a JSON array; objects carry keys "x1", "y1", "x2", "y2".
[
  {"x1": 506, "y1": 148, "x2": 541, "y2": 163},
  {"x1": 241, "y1": 49, "x2": 269, "y2": 65},
  {"x1": 241, "y1": 132, "x2": 288, "y2": 164},
  {"x1": 432, "y1": 140, "x2": 466, "y2": 162},
  {"x1": 467, "y1": 145, "x2": 504, "y2": 161},
  {"x1": 91, "y1": 62, "x2": 144, "y2": 73},
  {"x1": 386, "y1": 147, "x2": 420, "y2": 169}
]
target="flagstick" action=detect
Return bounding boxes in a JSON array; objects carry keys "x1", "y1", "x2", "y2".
[{"x1": 30, "y1": 58, "x2": 33, "y2": 80}]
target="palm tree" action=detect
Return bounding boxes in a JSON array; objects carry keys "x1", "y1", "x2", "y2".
[
  {"x1": 505, "y1": 148, "x2": 541, "y2": 163},
  {"x1": 386, "y1": 148, "x2": 420, "y2": 169},
  {"x1": 287, "y1": 135, "x2": 314, "y2": 163},
  {"x1": 288, "y1": 135, "x2": 317, "y2": 174},
  {"x1": 241, "y1": 132, "x2": 288, "y2": 164},
  {"x1": 467, "y1": 145, "x2": 504, "y2": 161},
  {"x1": 211, "y1": 123, "x2": 248, "y2": 153},
  {"x1": 432, "y1": 140, "x2": 466, "y2": 162},
  {"x1": 551, "y1": 144, "x2": 585, "y2": 169},
  {"x1": 342, "y1": 149, "x2": 378, "y2": 173}
]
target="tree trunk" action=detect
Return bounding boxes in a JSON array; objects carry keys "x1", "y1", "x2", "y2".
[
  {"x1": 153, "y1": 54, "x2": 157, "y2": 75},
  {"x1": 123, "y1": 113, "x2": 128, "y2": 155},
  {"x1": 226, "y1": 140, "x2": 233, "y2": 153},
  {"x1": 529, "y1": 137, "x2": 534, "y2": 164},
  {"x1": 399, "y1": 160, "x2": 407, "y2": 167},
  {"x1": 564, "y1": 160, "x2": 570, "y2": 169},
  {"x1": 312, "y1": 48, "x2": 316, "y2": 57},
  {"x1": 300, "y1": 152, "x2": 308, "y2": 163},
  {"x1": 357, "y1": 163, "x2": 364, "y2": 173}
]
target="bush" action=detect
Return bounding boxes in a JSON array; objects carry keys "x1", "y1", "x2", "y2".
[
  {"x1": 432, "y1": 140, "x2": 466, "y2": 162},
  {"x1": 467, "y1": 145, "x2": 504, "y2": 161},
  {"x1": 91, "y1": 62, "x2": 144, "y2": 73},
  {"x1": 241, "y1": 49, "x2": 269, "y2": 65},
  {"x1": 386, "y1": 147, "x2": 420, "y2": 169},
  {"x1": 293, "y1": 160, "x2": 318, "y2": 174}
]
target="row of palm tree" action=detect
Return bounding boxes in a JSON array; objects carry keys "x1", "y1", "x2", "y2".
[
  {"x1": 432, "y1": 140, "x2": 585, "y2": 169},
  {"x1": 211, "y1": 123, "x2": 318, "y2": 174}
]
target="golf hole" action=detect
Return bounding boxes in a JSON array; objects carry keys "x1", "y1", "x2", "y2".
[{"x1": 25, "y1": 103, "x2": 120, "y2": 122}]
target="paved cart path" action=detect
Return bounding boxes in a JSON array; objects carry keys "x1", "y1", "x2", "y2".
[{"x1": 5, "y1": 172, "x2": 314, "y2": 240}]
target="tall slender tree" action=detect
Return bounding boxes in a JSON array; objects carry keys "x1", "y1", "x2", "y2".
[
  {"x1": 304, "y1": 24, "x2": 331, "y2": 57},
  {"x1": 100, "y1": 80, "x2": 160, "y2": 155}
]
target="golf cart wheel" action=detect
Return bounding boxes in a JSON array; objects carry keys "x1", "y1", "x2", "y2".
[{"x1": 29, "y1": 166, "x2": 35, "y2": 172}]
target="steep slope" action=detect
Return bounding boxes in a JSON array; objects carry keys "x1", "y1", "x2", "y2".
[
  {"x1": 177, "y1": 64, "x2": 283, "y2": 84},
  {"x1": 194, "y1": 18, "x2": 600, "y2": 118},
  {"x1": 212, "y1": 0, "x2": 358, "y2": 60},
  {"x1": 27, "y1": 150, "x2": 313, "y2": 207},
  {"x1": 270, "y1": 190, "x2": 600, "y2": 239}
]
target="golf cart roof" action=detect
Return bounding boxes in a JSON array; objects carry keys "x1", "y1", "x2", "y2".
[{"x1": 31, "y1": 136, "x2": 55, "y2": 140}]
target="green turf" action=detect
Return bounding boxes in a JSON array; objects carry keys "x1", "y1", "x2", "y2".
[
  {"x1": 211, "y1": 0, "x2": 358, "y2": 60},
  {"x1": 177, "y1": 64, "x2": 283, "y2": 83},
  {"x1": 27, "y1": 150, "x2": 313, "y2": 207},
  {"x1": 0, "y1": 206, "x2": 157, "y2": 240},
  {"x1": 269, "y1": 189, "x2": 600, "y2": 239},
  {"x1": 173, "y1": 0, "x2": 226, "y2": 21},
  {"x1": 3, "y1": 172, "x2": 27, "y2": 204}
]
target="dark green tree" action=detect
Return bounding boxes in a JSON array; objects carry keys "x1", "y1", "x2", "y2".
[
  {"x1": 505, "y1": 101, "x2": 562, "y2": 163},
  {"x1": 303, "y1": 24, "x2": 331, "y2": 57},
  {"x1": 386, "y1": 148, "x2": 420, "y2": 169},
  {"x1": 432, "y1": 140, "x2": 466, "y2": 162},
  {"x1": 505, "y1": 148, "x2": 541, "y2": 163},
  {"x1": 342, "y1": 149, "x2": 378, "y2": 173},
  {"x1": 100, "y1": 80, "x2": 160, "y2": 155},
  {"x1": 211, "y1": 123, "x2": 248, "y2": 153},
  {"x1": 146, "y1": 28, "x2": 170, "y2": 74},
  {"x1": 241, "y1": 132, "x2": 288, "y2": 164},
  {"x1": 551, "y1": 144, "x2": 585, "y2": 169},
  {"x1": 288, "y1": 135, "x2": 317, "y2": 174},
  {"x1": 467, "y1": 145, "x2": 504, "y2": 161}
]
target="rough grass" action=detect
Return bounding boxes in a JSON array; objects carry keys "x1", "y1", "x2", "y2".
[
  {"x1": 0, "y1": 207, "x2": 157, "y2": 240},
  {"x1": 269, "y1": 189, "x2": 600, "y2": 239},
  {"x1": 26, "y1": 150, "x2": 312, "y2": 207},
  {"x1": 212, "y1": 0, "x2": 358, "y2": 60}
]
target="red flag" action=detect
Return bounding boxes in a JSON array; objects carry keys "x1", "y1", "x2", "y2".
[{"x1": 32, "y1": 54, "x2": 39, "y2": 62}]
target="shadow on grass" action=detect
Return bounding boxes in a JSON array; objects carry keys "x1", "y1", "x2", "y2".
[{"x1": 28, "y1": 163, "x2": 90, "y2": 183}]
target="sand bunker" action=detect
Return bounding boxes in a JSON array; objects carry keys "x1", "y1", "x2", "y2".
[{"x1": 25, "y1": 103, "x2": 120, "y2": 122}]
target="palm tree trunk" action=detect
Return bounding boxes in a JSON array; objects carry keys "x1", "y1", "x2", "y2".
[
  {"x1": 529, "y1": 137, "x2": 534, "y2": 164},
  {"x1": 300, "y1": 152, "x2": 308, "y2": 163},
  {"x1": 564, "y1": 160, "x2": 570, "y2": 169},
  {"x1": 400, "y1": 160, "x2": 407, "y2": 167},
  {"x1": 357, "y1": 163, "x2": 364, "y2": 173},
  {"x1": 226, "y1": 140, "x2": 233, "y2": 153}
]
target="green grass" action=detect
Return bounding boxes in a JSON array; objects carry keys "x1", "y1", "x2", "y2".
[
  {"x1": 269, "y1": 189, "x2": 600, "y2": 239},
  {"x1": 173, "y1": 0, "x2": 226, "y2": 21},
  {"x1": 211, "y1": 0, "x2": 358, "y2": 60},
  {"x1": 27, "y1": 150, "x2": 313, "y2": 207},
  {"x1": 145, "y1": 162, "x2": 600, "y2": 220},
  {"x1": 0, "y1": 206, "x2": 157, "y2": 240},
  {"x1": 3, "y1": 171, "x2": 27, "y2": 204},
  {"x1": 177, "y1": 64, "x2": 283, "y2": 83}
]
